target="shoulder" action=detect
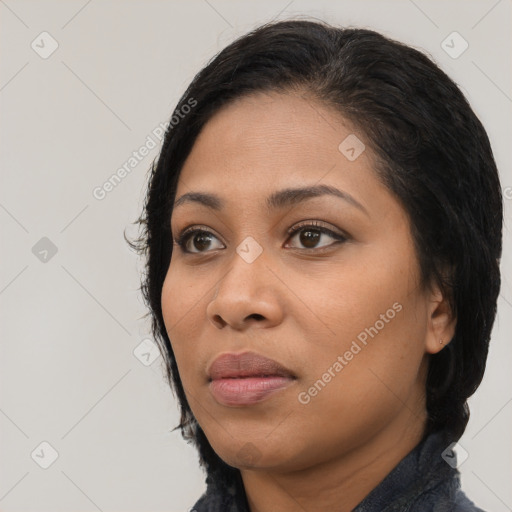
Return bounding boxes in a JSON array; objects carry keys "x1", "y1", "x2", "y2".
[
  {"x1": 412, "y1": 473, "x2": 488, "y2": 512},
  {"x1": 190, "y1": 477, "x2": 247, "y2": 512},
  {"x1": 451, "y1": 488, "x2": 487, "y2": 512}
]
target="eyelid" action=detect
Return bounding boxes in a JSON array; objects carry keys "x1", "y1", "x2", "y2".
[{"x1": 285, "y1": 220, "x2": 346, "y2": 239}]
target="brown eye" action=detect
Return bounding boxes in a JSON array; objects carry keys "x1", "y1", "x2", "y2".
[
  {"x1": 299, "y1": 228, "x2": 321, "y2": 248},
  {"x1": 174, "y1": 222, "x2": 347, "y2": 255},
  {"x1": 286, "y1": 222, "x2": 347, "y2": 250},
  {"x1": 175, "y1": 229, "x2": 224, "y2": 254}
]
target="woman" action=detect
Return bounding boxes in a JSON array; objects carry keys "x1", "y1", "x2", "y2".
[{"x1": 130, "y1": 19, "x2": 502, "y2": 511}]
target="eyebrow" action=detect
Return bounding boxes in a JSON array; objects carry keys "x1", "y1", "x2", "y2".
[{"x1": 173, "y1": 184, "x2": 369, "y2": 216}]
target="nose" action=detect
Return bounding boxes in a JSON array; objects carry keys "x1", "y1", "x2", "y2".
[{"x1": 206, "y1": 248, "x2": 284, "y2": 331}]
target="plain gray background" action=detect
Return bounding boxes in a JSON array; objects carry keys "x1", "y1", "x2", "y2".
[{"x1": 1, "y1": 1, "x2": 511, "y2": 511}]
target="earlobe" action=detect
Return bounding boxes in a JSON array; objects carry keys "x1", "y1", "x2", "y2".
[{"x1": 425, "y1": 286, "x2": 457, "y2": 355}]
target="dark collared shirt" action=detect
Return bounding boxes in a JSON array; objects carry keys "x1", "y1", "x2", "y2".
[{"x1": 191, "y1": 429, "x2": 486, "y2": 511}]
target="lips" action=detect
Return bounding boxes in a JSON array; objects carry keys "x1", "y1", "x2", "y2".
[
  {"x1": 207, "y1": 351, "x2": 296, "y2": 406},
  {"x1": 208, "y1": 351, "x2": 295, "y2": 380}
]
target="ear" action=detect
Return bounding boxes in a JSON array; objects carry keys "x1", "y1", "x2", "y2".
[{"x1": 425, "y1": 282, "x2": 457, "y2": 355}]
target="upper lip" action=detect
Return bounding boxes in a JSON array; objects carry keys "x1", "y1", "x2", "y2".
[{"x1": 208, "y1": 351, "x2": 296, "y2": 381}]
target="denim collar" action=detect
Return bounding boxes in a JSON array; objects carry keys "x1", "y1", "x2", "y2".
[
  {"x1": 353, "y1": 429, "x2": 456, "y2": 512},
  {"x1": 191, "y1": 429, "x2": 482, "y2": 512}
]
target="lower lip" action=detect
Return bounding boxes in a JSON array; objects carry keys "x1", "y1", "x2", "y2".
[{"x1": 209, "y1": 376, "x2": 295, "y2": 406}]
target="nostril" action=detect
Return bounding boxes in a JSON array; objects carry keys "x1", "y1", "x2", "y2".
[
  {"x1": 247, "y1": 313, "x2": 265, "y2": 321},
  {"x1": 212, "y1": 314, "x2": 226, "y2": 327}
]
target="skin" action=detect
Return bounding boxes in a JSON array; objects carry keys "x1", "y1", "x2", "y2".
[{"x1": 161, "y1": 90, "x2": 456, "y2": 512}]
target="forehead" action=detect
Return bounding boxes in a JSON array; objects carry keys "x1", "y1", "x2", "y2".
[
  {"x1": 174, "y1": 91, "x2": 390, "y2": 218},
  {"x1": 185, "y1": 91, "x2": 353, "y2": 173}
]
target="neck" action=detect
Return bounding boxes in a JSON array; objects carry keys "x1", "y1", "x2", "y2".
[{"x1": 240, "y1": 407, "x2": 427, "y2": 512}]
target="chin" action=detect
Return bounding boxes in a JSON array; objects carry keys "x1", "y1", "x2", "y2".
[{"x1": 212, "y1": 436, "x2": 309, "y2": 473}]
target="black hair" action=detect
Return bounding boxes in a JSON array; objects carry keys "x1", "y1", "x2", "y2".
[{"x1": 127, "y1": 18, "x2": 503, "y2": 488}]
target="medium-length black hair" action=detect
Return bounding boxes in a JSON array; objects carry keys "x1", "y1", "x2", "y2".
[{"x1": 128, "y1": 19, "x2": 502, "y2": 485}]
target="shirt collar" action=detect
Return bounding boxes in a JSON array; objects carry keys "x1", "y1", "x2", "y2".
[{"x1": 353, "y1": 429, "x2": 458, "y2": 511}]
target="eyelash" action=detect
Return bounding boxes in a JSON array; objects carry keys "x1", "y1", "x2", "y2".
[{"x1": 173, "y1": 220, "x2": 347, "y2": 254}]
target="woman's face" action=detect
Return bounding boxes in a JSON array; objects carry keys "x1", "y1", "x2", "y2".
[{"x1": 161, "y1": 91, "x2": 453, "y2": 471}]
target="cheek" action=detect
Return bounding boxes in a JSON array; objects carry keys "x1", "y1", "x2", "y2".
[
  {"x1": 293, "y1": 240, "x2": 428, "y2": 408},
  {"x1": 300, "y1": 238, "x2": 423, "y2": 353},
  {"x1": 284, "y1": 303, "x2": 427, "y2": 469},
  {"x1": 161, "y1": 256, "x2": 213, "y2": 327},
  {"x1": 160, "y1": 264, "x2": 208, "y2": 383}
]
